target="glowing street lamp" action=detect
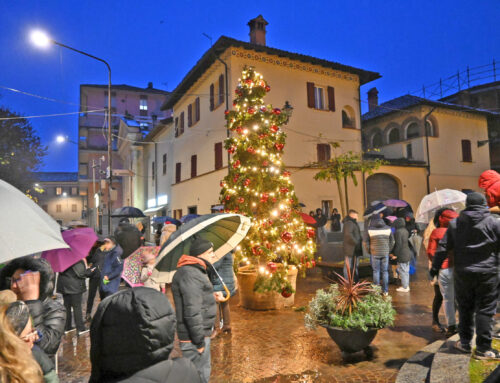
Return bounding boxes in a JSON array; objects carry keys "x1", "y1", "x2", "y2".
[{"x1": 55, "y1": 135, "x2": 77, "y2": 145}]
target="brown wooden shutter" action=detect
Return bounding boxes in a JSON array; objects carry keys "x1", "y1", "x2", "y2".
[
  {"x1": 307, "y1": 82, "x2": 315, "y2": 108},
  {"x1": 191, "y1": 155, "x2": 197, "y2": 178},
  {"x1": 462, "y1": 140, "x2": 472, "y2": 162},
  {"x1": 175, "y1": 163, "x2": 181, "y2": 183},
  {"x1": 327, "y1": 86, "x2": 336, "y2": 111},
  {"x1": 317, "y1": 144, "x2": 324, "y2": 162},
  {"x1": 214, "y1": 142, "x2": 223, "y2": 170},
  {"x1": 210, "y1": 84, "x2": 214, "y2": 111},
  {"x1": 180, "y1": 112, "x2": 184, "y2": 134},
  {"x1": 195, "y1": 97, "x2": 200, "y2": 122},
  {"x1": 218, "y1": 74, "x2": 224, "y2": 105},
  {"x1": 174, "y1": 117, "x2": 179, "y2": 137},
  {"x1": 187, "y1": 104, "x2": 192, "y2": 127}
]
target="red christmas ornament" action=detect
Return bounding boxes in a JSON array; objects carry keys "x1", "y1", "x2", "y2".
[
  {"x1": 265, "y1": 242, "x2": 272, "y2": 249},
  {"x1": 233, "y1": 176, "x2": 239, "y2": 183},
  {"x1": 312, "y1": 260, "x2": 316, "y2": 267},
  {"x1": 228, "y1": 146, "x2": 236, "y2": 154},
  {"x1": 275, "y1": 143, "x2": 284, "y2": 151},
  {"x1": 233, "y1": 101, "x2": 237, "y2": 106},
  {"x1": 306, "y1": 262, "x2": 311, "y2": 268},
  {"x1": 258, "y1": 133, "x2": 268, "y2": 139},
  {"x1": 289, "y1": 199, "x2": 295, "y2": 204},
  {"x1": 251, "y1": 246, "x2": 263, "y2": 255},
  {"x1": 267, "y1": 262, "x2": 277, "y2": 273},
  {"x1": 281, "y1": 232, "x2": 292, "y2": 243},
  {"x1": 248, "y1": 107, "x2": 255, "y2": 114},
  {"x1": 260, "y1": 193, "x2": 269, "y2": 203},
  {"x1": 273, "y1": 108, "x2": 281, "y2": 115},
  {"x1": 224, "y1": 110, "x2": 230, "y2": 115},
  {"x1": 307, "y1": 228, "x2": 316, "y2": 238},
  {"x1": 245, "y1": 78, "x2": 253, "y2": 84},
  {"x1": 238, "y1": 197, "x2": 245, "y2": 203},
  {"x1": 247, "y1": 147, "x2": 256, "y2": 154},
  {"x1": 262, "y1": 160, "x2": 269, "y2": 167},
  {"x1": 233, "y1": 160, "x2": 240, "y2": 169},
  {"x1": 281, "y1": 288, "x2": 292, "y2": 298},
  {"x1": 265, "y1": 85, "x2": 271, "y2": 92},
  {"x1": 243, "y1": 178, "x2": 251, "y2": 186},
  {"x1": 220, "y1": 181, "x2": 225, "y2": 187},
  {"x1": 280, "y1": 187, "x2": 289, "y2": 194},
  {"x1": 225, "y1": 195, "x2": 231, "y2": 201},
  {"x1": 260, "y1": 81, "x2": 266, "y2": 87},
  {"x1": 272, "y1": 198, "x2": 277, "y2": 203},
  {"x1": 270, "y1": 125, "x2": 279, "y2": 133},
  {"x1": 236, "y1": 127, "x2": 243, "y2": 135},
  {"x1": 283, "y1": 171, "x2": 291, "y2": 177},
  {"x1": 260, "y1": 106, "x2": 267, "y2": 112}
]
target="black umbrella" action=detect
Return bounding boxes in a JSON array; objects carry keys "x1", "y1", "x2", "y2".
[{"x1": 111, "y1": 206, "x2": 146, "y2": 218}]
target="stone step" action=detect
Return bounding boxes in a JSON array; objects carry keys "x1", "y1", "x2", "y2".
[
  {"x1": 429, "y1": 334, "x2": 471, "y2": 383},
  {"x1": 395, "y1": 340, "x2": 444, "y2": 383}
]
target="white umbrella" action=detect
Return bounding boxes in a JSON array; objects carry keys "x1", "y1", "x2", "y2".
[
  {"x1": 415, "y1": 189, "x2": 467, "y2": 223},
  {"x1": 0, "y1": 179, "x2": 69, "y2": 263}
]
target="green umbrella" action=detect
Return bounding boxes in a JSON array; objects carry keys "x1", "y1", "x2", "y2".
[{"x1": 152, "y1": 213, "x2": 251, "y2": 283}]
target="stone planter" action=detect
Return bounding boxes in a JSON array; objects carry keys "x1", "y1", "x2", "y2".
[
  {"x1": 237, "y1": 265, "x2": 298, "y2": 310},
  {"x1": 322, "y1": 325, "x2": 378, "y2": 356}
]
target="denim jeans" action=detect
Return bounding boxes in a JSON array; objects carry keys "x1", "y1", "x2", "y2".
[
  {"x1": 343, "y1": 256, "x2": 360, "y2": 282},
  {"x1": 371, "y1": 256, "x2": 389, "y2": 293},
  {"x1": 180, "y1": 337, "x2": 211, "y2": 383},
  {"x1": 397, "y1": 262, "x2": 410, "y2": 289},
  {"x1": 438, "y1": 268, "x2": 456, "y2": 327}
]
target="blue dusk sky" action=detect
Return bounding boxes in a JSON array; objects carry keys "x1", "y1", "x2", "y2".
[{"x1": 0, "y1": 0, "x2": 498, "y2": 172}]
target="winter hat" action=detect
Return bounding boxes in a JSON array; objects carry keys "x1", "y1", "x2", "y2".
[
  {"x1": 189, "y1": 237, "x2": 213, "y2": 257},
  {"x1": 0, "y1": 290, "x2": 17, "y2": 306},
  {"x1": 104, "y1": 236, "x2": 117, "y2": 245},
  {"x1": 466, "y1": 192, "x2": 487, "y2": 207},
  {"x1": 5, "y1": 301, "x2": 30, "y2": 336},
  {"x1": 438, "y1": 209, "x2": 458, "y2": 228}
]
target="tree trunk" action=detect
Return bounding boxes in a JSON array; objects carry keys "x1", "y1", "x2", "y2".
[
  {"x1": 336, "y1": 178, "x2": 346, "y2": 217},
  {"x1": 344, "y1": 177, "x2": 350, "y2": 212}
]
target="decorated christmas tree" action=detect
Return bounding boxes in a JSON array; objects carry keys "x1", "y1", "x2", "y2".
[{"x1": 220, "y1": 66, "x2": 316, "y2": 296}]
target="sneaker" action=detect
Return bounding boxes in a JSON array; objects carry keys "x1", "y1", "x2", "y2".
[
  {"x1": 445, "y1": 325, "x2": 458, "y2": 337},
  {"x1": 454, "y1": 340, "x2": 472, "y2": 354},
  {"x1": 432, "y1": 323, "x2": 446, "y2": 333},
  {"x1": 64, "y1": 327, "x2": 76, "y2": 335},
  {"x1": 77, "y1": 328, "x2": 90, "y2": 336},
  {"x1": 474, "y1": 348, "x2": 500, "y2": 360},
  {"x1": 221, "y1": 325, "x2": 232, "y2": 334},
  {"x1": 383, "y1": 292, "x2": 389, "y2": 297},
  {"x1": 396, "y1": 287, "x2": 410, "y2": 292}
]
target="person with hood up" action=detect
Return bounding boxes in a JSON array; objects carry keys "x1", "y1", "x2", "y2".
[
  {"x1": 0, "y1": 256, "x2": 66, "y2": 361},
  {"x1": 366, "y1": 216, "x2": 395, "y2": 295},
  {"x1": 57, "y1": 259, "x2": 95, "y2": 336},
  {"x1": 391, "y1": 218, "x2": 412, "y2": 293},
  {"x1": 342, "y1": 210, "x2": 362, "y2": 282},
  {"x1": 479, "y1": 169, "x2": 500, "y2": 213},
  {"x1": 172, "y1": 237, "x2": 220, "y2": 383},
  {"x1": 114, "y1": 218, "x2": 142, "y2": 259},
  {"x1": 89, "y1": 287, "x2": 201, "y2": 383},
  {"x1": 99, "y1": 237, "x2": 124, "y2": 300},
  {"x1": 442, "y1": 192, "x2": 500, "y2": 360},
  {"x1": 428, "y1": 208, "x2": 459, "y2": 336},
  {"x1": 160, "y1": 221, "x2": 177, "y2": 247}
]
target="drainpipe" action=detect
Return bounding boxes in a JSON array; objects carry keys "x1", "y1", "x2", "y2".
[
  {"x1": 424, "y1": 107, "x2": 436, "y2": 194},
  {"x1": 358, "y1": 84, "x2": 367, "y2": 208},
  {"x1": 215, "y1": 55, "x2": 230, "y2": 171}
]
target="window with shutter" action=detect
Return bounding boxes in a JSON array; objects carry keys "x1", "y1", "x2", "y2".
[
  {"x1": 191, "y1": 155, "x2": 197, "y2": 178},
  {"x1": 317, "y1": 144, "x2": 331, "y2": 162},
  {"x1": 314, "y1": 87, "x2": 325, "y2": 109},
  {"x1": 151, "y1": 161, "x2": 155, "y2": 185},
  {"x1": 195, "y1": 97, "x2": 200, "y2": 123},
  {"x1": 307, "y1": 82, "x2": 315, "y2": 108},
  {"x1": 327, "y1": 86, "x2": 335, "y2": 111},
  {"x1": 187, "y1": 104, "x2": 192, "y2": 127},
  {"x1": 215, "y1": 142, "x2": 223, "y2": 170},
  {"x1": 163, "y1": 154, "x2": 167, "y2": 175},
  {"x1": 174, "y1": 117, "x2": 179, "y2": 137},
  {"x1": 180, "y1": 112, "x2": 184, "y2": 135},
  {"x1": 210, "y1": 84, "x2": 215, "y2": 111},
  {"x1": 218, "y1": 74, "x2": 224, "y2": 106},
  {"x1": 462, "y1": 140, "x2": 472, "y2": 162},
  {"x1": 175, "y1": 163, "x2": 181, "y2": 183}
]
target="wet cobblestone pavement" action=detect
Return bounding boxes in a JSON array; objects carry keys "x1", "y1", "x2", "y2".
[{"x1": 58, "y1": 255, "x2": 443, "y2": 382}]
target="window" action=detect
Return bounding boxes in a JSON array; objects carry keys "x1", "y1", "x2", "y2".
[
  {"x1": 191, "y1": 155, "x2": 197, "y2": 178},
  {"x1": 174, "y1": 209, "x2": 183, "y2": 219},
  {"x1": 462, "y1": 140, "x2": 472, "y2": 162},
  {"x1": 56, "y1": 187, "x2": 62, "y2": 195},
  {"x1": 140, "y1": 95, "x2": 148, "y2": 116},
  {"x1": 342, "y1": 110, "x2": 354, "y2": 129},
  {"x1": 425, "y1": 120, "x2": 438, "y2": 137},
  {"x1": 71, "y1": 204, "x2": 77, "y2": 212},
  {"x1": 218, "y1": 74, "x2": 224, "y2": 106},
  {"x1": 151, "y1": 161, "x2": 155, "y2": 185},
  {"x1": 209, "y1": 74, "x2": 224, "y2": 111},
  {"x1": 406, "y1": 143, "x2": 413, "y2": 159},
  {"x1": 317, "y1": 144, "x2": 331, "y2": 162},
  {"x1": 388, "y1": 128, "x2": 400, "y2": 143},
  {"x1": 214, "y1": 142, "x2": 223, "y2": 170},
  {"x1": 104, "y1": 91, "x2": 117, "y2": 113},
  {"x1": 175, "y1": 162, "x2": 181, "y2": 183},
  {"x1": 188, "y1": 206, "x2": 198, "y2": 215},
  {"x1": 56, "y1": 204, "x2": 62, "y2": 213},
  {"x1": 174, "y1": 117, "x2": 179, "y2": 137},
  {"x1": 306, "y1": 82, "x2": 335, "y2": 111},
  {"x1": 406, "y1": 122, "x2": 420, "y2": 139},
  {"x1": 372, "y1": 132, "x2": 383, "y2": 148},
  {"x1": 187, "y1": 97, "x2": 201, "y2": 127},
  {"x1": 179, "y1": 112, "x2": 184, "y2": 135},
  {"x1": 162, "y1": 154, "x2": 167, "y2": 175},
  {"x1": 71, "y1": 187, "x2": 78, "y2": 195}
]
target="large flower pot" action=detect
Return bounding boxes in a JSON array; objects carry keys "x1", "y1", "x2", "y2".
[
  {"x1": 237, "y1": 265, "x2": 298, "y2": 310},
  {"x1": 322, "y1": 325, "x2": 378, "y2": 356}
]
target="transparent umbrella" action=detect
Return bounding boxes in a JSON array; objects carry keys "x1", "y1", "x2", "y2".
[{"x1": 415, "y1": 189, "x2": 467, "y2": 223}]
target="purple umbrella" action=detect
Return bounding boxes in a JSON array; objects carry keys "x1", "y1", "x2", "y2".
[
  {"x1": 42, "y1": 227, "x2": 98, "y2": 272},
  {"x1": 383, "y1": 199, "x2": 409, "y2": 208}
]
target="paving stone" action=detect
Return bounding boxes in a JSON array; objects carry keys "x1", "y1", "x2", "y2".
[{"x1": 429, "y1": 335, "x2": 470, "y2": 383}]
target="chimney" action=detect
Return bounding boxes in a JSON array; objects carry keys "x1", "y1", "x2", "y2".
[
  {"x1": 367, "y1": 88, "x2": 379, "y2": 112},
  {"x1": 147, "y1": 82, "x2": 153, "y2": 89},
  {"x1": 248, "y1": 15, "x2": 268, "y2": 46}
]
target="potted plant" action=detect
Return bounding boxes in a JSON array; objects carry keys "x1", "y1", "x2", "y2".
[{"x1": 305, "y1": 262, "x2": 395, "y2": 356}]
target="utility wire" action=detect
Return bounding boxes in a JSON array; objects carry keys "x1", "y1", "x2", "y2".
[{"x1": 0, "y1": 109, "x2": 105, "y2": 121}]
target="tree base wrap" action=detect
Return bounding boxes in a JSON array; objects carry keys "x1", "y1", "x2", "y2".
[{"x1": 237, "y1": 265, "x2": 297, "y2": 310}]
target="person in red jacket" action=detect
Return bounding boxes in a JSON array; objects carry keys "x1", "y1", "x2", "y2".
[
  {"x1": 427, "y1": 208, "x2": 459, "y2": 335},
  {"x1": 479, "y1": 170, "x2": 500, "y2": 213}
]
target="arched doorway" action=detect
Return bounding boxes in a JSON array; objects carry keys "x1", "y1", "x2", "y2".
[{"x1": 366, "y1": 173, "x2": 400, "y2": 205}]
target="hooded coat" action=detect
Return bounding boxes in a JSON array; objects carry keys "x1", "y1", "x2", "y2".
[
  {"x1": 342, "y1": 215, "x2": 362, "y2": 258},
  {"x1": 89, "y1": 287, "x2": 200, "y2": 383},
  {"x1": 367, "y1": 217, "x2": 395, "y2": 257},
  {"x1": 479, "y1": 170, "x2": 500, "y2": 208},
  {"x1": 114, "y1": 223, "x2": 142, "y2": 259},
  {"x1": 56, "y1": 260, "x2": 93, "y2": 295},
  {"x1": 392, "y1": 218, "x2": 412, "y2": 263},
  {"x1": 99, "y1": 245, "x2": 124, "y2": 295},
  {"x1": 0, "y1": 256, "x2": 66, "y2": 357},
  {"x1": 427, "y1": 209, "x2": 458, "y2": 269},
  {"x1": 171, "y1": 255, "x2": 217, "y2": 349}
]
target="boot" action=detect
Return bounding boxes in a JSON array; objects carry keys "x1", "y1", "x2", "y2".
[
  {"x1": 432, "y1": 322, "x2": 445, "y2": 333},
  {"x1": 445, "y1": 325, "x2": 457, "y2": 337}
]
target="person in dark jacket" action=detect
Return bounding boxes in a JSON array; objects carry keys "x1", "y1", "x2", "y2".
[
  {"x1": 89, "y1": 287, "x2": 201, "y2": 383},
  {"x1": 440, "y1": 192, "x2": 500, "y2": 360},
  {"x1": 342, "y1": 210, "x2": 362, "y2": 282},
  {"x1": 99, "y1": 237, "x2": 124, "y2": 299},
  {"x1": 330, "y1": 208, "x2": 342, "y2": 232},
  {"x1": 211, "y1": 252, "x2": 236, "y2": 336},
  {"x1": 314, "y1": 208, "x2": 328, "y2": 244},
  {"x1": 172, "y1": 237, "x2": 219, "y2": 383},
  {"x1": 367, "y1": 216, "x2": 395, "y2": 295},
  {"x1": 114, "y1": 218, "x2": 142, "y2": 259},
  {"x1": 391, "y1": 218, "x2": 412, "y2": 292},
  {"x1": 86, "y1": 240, "x2": 105, "y2": 321},
  {"x1": 0, "y1": 256, "x2": 66, "y2": 360},
  {"x1": 57, "y1": 260, "x2": 94, "y2": 335}
]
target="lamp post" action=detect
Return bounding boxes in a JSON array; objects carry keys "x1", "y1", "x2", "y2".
[
  {"x1": 55, "y1": 135, "x2": 78, "y2": 145},
  {"x1": 31, "y1": 30, "x2": 113, "y2": 234}
]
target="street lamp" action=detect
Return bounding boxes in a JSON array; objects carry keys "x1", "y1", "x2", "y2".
[
  {"x1": 282, "y1": 101, "x2": 294, "y2": 124},
  {"x1": 55, "y1": 135, "x2": 78, "y2": 145},
  {"x1": 31, "y1": 29, "x2": 113, "y2": 234}
]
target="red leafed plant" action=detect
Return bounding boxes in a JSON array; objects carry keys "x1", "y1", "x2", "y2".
[{"x1": 333, "y1": 258, "x2": 373, "y2": 315}]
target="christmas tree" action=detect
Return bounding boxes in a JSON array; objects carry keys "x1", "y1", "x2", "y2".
[{"x1": 220, "y1": 66, "x2": 316, "y2": 295}]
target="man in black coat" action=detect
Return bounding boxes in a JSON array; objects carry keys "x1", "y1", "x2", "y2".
[
  {"x1": 0, "y1": 256, "x2": 66, "y2": 360},
  {"x1": 342, "y1": 209, "x2": 362, "y2": 282},
  {"x1": 172, "y1": 237, "x2": 219, "y2": 383},
  {"x1": 89, "y1": 287, "x2": 200, "y2": 383},
  {"x1": 114, "y1": 218, "x2": 142, "y2": 259},
  {"x1": 443, "y1": 193, "x2": 500, "y2": 360}
]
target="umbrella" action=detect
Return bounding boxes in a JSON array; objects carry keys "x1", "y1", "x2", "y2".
[
  {"x1": 299, "y1": 212, "x2": 317, "y2": 225},
  {"x1": 415, "y1": 189, "x2": 466, "y2": 223},
  {"x1": 363, "y1": 202, "x2": 387, "y2": 218},
  {"x1": 111, "y1": 206, "x2": 145, "y2": 218},
  {"x1": 122, "y1": 246, "x2": 160, "y2": 287},
  {"x1": 0, "y1": 179, "x2": 69, "y2": 263},
  {"x1": 153, "y1": 213, "x2": 251, "y2": 283},
  {"x1": 298, "y1": 202, "x2": 306, "y2": 207},
  {"x1": 180, "y1": 214, "x2": 200, "y2": 224},
  {"x1": 42, "y1": 227, "x2": 98, "y2": 272},
  {"x1": 152, "y1": 216, "x2": 181, "y2": 226},
  {"x1": 385, "y1": 215, "x2": 398, "y2": 223},
  {"x1": 383, "y1": 199, "x2": 409, "y2": 208}
]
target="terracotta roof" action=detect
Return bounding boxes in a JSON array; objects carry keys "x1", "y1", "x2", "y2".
[
  {"x1": 34, "y1": 172, "x2": 78, "y2": 182},
  {"x1": 162, "y1": 36, "x2": 380, "y2": 110},
  {"x1": 80, "y1": 84, "x2": 171, "y2": 96}
]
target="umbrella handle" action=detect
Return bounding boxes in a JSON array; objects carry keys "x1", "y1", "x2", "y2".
[{"x1": 219, "y1": 282, "x2": 231, "y2": 302}]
